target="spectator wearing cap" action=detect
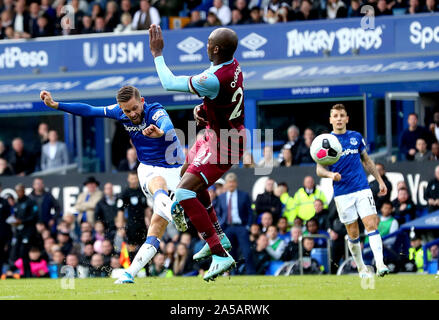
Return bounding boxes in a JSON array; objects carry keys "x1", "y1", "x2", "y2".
[
  {"x1": 414, "y1": 138, "x2": 432, "y2": 162},
  {"x1": 425, "y1": 165, "x2": 439, "y2": 213},
  {"x1": 294, "y1": 128, "x2": 315, "y2": 165},
  {"x1": 132, "y1": 0, "x2": 160, "y2": 31},
  {"x1": 279, "y1": 145, "x2": 293, "y2": 167},
  {"x1": 41, "y1": 130, "x2": 69, "y2": 171},
  {"x1": 399, "y1": 113, "x2": 433, "y2": 161},
  {"x1": 74, "y1": 176, "x2": 103, "y2": 225},
  {"x1": 216, "y1": 172, "x2": 255, "y2": 274},
  {"x1": 209, "y1": 0, "x2": 232, "y2": 25}
]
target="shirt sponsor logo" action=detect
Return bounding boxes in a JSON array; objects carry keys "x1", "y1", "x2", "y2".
[
  {"x1": 177, "y1": 37, "x2": 204, "y2": 62},
  {"x1": 123, "y1": 119, "x2": 147, "y2": 132},
  {"x1": 240, "y1": 33, "x2": 267, "y2": 59},
  {"x1": 341, "y1": 148, "x2": 359, "y2": 156}
]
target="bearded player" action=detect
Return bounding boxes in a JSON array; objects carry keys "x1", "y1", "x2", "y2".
[
  {"x1": 316, "y1": 104, "x2": 390, "y2": 278},
  {"x1": 149, "y1": 24, "x2": 248, "y2": 281},
  {"x1": 40, "y1": 86, "x2": 188, "y2": 284}
]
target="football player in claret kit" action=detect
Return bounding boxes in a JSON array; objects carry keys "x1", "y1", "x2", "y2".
[
  {"x1": 39, "y1": 86, "x2": 188, "y2": 284},
  {"x1": 149, "y1": 24, "x2": 250, "y2": 281},
  {"x1": 316, "y1": 104, "x2": 390, "y2": 278}
]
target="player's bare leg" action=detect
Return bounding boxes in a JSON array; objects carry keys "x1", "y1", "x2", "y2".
[
  {"x1": 175, "y1": 173, "x2": 235, "y2": 281},
  {"x1": 115, "y1": 176, "x2": 175, "y2": 284},
  {"x1": 362, "y1": 214, "x2": 389, "y2": 277},
  {"x1": 345, "y1": 221, "x2": 372, "y2": 278}
]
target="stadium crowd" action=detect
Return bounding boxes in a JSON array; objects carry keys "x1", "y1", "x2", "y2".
[{"x1": 0, "y1": 0, "x2": 438, "y2": 40}]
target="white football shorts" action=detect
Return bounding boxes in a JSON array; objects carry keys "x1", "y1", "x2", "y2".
[{"x1": 334, "y1": 188, "x2": 377, "y2": 225}]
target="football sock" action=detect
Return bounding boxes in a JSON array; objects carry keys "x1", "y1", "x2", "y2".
[
  {"x1": 153, "y1": 189, "x2": 173, "y2": 221},
  {"x1": 127, "y1": 236, "x2": 160, "y2": 277},
  {"x1": 197, "y1": 189, "x2": 224, "y2": 236},
  {"x1": 348, "y1": 237, "x2": 366, "y2": 271},
  {"x1": 176, "y1": 188, "x2": 227, "y2": 257},
  {"x1": 367, "y1": 230, "x2": 385, "y2": 268}
]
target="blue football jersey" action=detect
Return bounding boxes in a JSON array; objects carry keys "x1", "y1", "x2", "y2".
[
  {"x1": 328, "y1": 130, "x2": 370, "y2": 197},
  {"x1": 104, "y1": 102, "x2": 184, "y2": 168}
]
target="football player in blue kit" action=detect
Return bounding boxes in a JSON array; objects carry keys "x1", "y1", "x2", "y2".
[
  {"x1": 316, "y1": 104, "x2": 390, "y2": 278},
  {"x1": 40, "y1": 86, "x2": 188, "y2": 284}
]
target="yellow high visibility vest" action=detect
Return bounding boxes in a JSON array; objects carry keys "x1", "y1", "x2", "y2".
[{"x1": 292, "y1": 188, "x2": 328, "y2": 222}]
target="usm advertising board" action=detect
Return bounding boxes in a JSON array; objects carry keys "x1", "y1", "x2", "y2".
[
  {"x1": 0, "y1": 161, "x2": 437, "y2": 215},
  {"x1": 0, "y1": 14, "x2": 438, "y2": 75}
]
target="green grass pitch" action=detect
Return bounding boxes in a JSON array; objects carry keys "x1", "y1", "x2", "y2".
[{"x1": 0, "y1": 275, "x2": 438, "y2": 300}]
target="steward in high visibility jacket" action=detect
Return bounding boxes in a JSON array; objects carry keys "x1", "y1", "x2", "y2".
[
  {"x1": 409, "y1": 242, "x2": 432, "y2": 273},
  {"x1": 292, "y1": 187, "x2": 328, "y2": 222},
  {"x1": 280, "y1": 192, "x2": 296, "y2": 226}
]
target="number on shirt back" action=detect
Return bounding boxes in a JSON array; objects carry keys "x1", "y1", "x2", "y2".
[{"x1": 229, "y1": 87, "x2": 243, "y2": 120}]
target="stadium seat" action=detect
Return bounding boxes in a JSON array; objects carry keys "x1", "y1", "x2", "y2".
[
  {"x1": 265, "y1": 260, "x2": 285, "y2": 275},
  {"x1": 392, "y1": 8, "x2": 406, "y2": 15},
  {"x1": 310, "y1": 248, "x2": 328, "y2": 273},
  {"x1": 427, "y1": 260, "x2": 438, "y2": 274},
  {"x1": 160, "y1": 16, "x2": 169, "y2": 30}
]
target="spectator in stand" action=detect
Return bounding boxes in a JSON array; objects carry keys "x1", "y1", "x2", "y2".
[
  {"x1": 163, "y1": 241, "x2": 175, "y2": 269},
  {"x1": 216, "y1": 172, "x2": 255, "y2": 274},
  {"x1": 114, "y1": 12, "x2": 134, "y2": 33},
  {"x1": 66, "y1": 253, "x2": 87, "y2": 278},
  {"x1": 423, "y1": 0, "x2": 439, "y2": 12},
  {"x1": 277, "y1": 216, "x2": 290, "y2": 242},
  {"x1": 132, "y1": 0, "x2": 160, "y2": 30},
  {"x1": 264, "y1": 7, "x2": 277, "y2": 23},
  {"x1": 184, "y1": 10, "x2": 205, "y2": 28},
  {"x1": 0, "y1": 158, "x2": 13, "y2": 176},
  {"x1": 118, "y1": 147, "x2": 139, "y2": 172},
  {"x1": 242, "y1": 151, "x2": 256, "y2": 168},
  {"x1": 41, "y1": 130, "x2": 69, "y2": 171},
  {"x1": 378, "y1": 201, "x2": 399, "y2": 235},
  {"x1": 392, "y1": 188, "x2": 416, "y2": 225},
  {"x1": 255, "y1": 178, "x2": 283, "y2": 222},
  {"x1": 249, "y1": 223, "x2": 261, "y2": 245},
  {"x1": 150, "y1": 253, "x2": 173, "y2": 277},
  {"x1": 120, "y1": 0, "x2": 137, "y2": 16},
  {"x1": 13, "y1": 0, "x2": 31, "y2": 38},
  {"x1": 425, "y1": 165, "x2": 439, "y2": 213},
  {"x1": 246, "y1": 5, "x2": 264, "y2": 23},
  {"x1": 93, "y1": 220, "x2": 106, "y2": 253},
  {"x1": 94, "y1": 16, "x2": 106, "y2": 33},
  {"x1": 348, "y1": 0, "x2": 362, "y2": 16},
  {"x1": 279, "y1": 125, "x2": 303, "y2": 163},
  {"x1": 0, "y1": 183, "x2": 12, "y2": 276},
  {"x1": 50, "y1": 249, "x2": 65, "y2": 277},
  {"x1": 292, "y1": 176, "x2": 328, "y2": 222},
  {"x1": 90, "y1": 3, "x2": 103, "y2": 22},
  {"x1": 94, "y1": 182, "x2": 118, "y2": 235},
  {"x1": 81, "y1": 15, "x2": 93, "y2": 33},
  {"x1": 57, "y1": 230, "x2": 73, "y2": 256},
  {"x1": 173, "y1": 243, "x2": 197, "y2": 276},
  {"x1": 249, "y1": 233, "x2": 271, "y2": 274},
  {"x1": 326, "y1": 0, "x2": 346, "y2": 18},
  {"x1": 34, "y1": 14, "x2": 54, "y2": 37},
  {"x1": 0, "y1": 140, "x2": 9, "y2": 159},
  {"x1": 281, "y1": 226, "x2": 302, "y2": 261},
  {"x1": 279, "y1": 144, "x2": 294, "y2": 167},
  {"x1": 41, "y1": 0, "x2": 56, "y2": 22},
  {"x1": 234, "y1": 0, "x2": 250, "y2": 21},
  {"x1": 266, "y1": 225, "x2": 286, "y2": 260},
  {"x1": 276, "y1": 3, "x2": 294, "y2": 22},
  {"x1": 15, "y1": 246, "x2": 49, "y2": 278},
  {"x1": 204, "y1": 11, "x2": 223, "y2": 26},
  {"x1": 369, "y1": 163, "x2": 393, "y2": 211},
  {"x1": 296, "y1": 0, "x2": 319, "y2": 20},
  {"x1": 313, "y1": 199, "x2": 329, "y2": 231},
  {"x1": 260, "y1": 212, "x2": 273, "y2": 233},
  {"x1": 29, "y1": 178, "x2": 61, "y2": 229},
  {"x1": 429, "y1": 142, "x2": 439, "y2": 160},
  {"x1": 229, "y1": 9, "x2": 244, "y2": 24},
  {"x1": 209, "y1": 0, "x2": 232, "y2": 25},
  {"x1": 28, "y1": 2, "x2": 41, "y2": 36},
  {"x1": 376, "y1": 0, "x2": 393, "y2": 14},
  {"x1": 155, "y1": 0, "x2": 184, "y2": 17},
  {"x1": 79, "y1": 242, "x2": 94, "y2": 268},
  {"x1": 89, "y1": 253, "x2": 107, "y2": 277},
  {"x1": 101, "y1": 239, "x2": 115, "y2": 269},
  {"x1": 74, "y1": 176, "x2": 103, "y2": 225},
  {"x1": 69, "y1": 0, "x2": 85, "y2": 34},
  {"x1": 303, "y1": 217, "x2": 328, "y2": 248},
  {"x1": 257, "y1": 145, "x2": 280, "y2": 168},
  {"x1": 277, "y1": 182, "x2": 295, "y2": 227},
  {"x1": 406, "y1": 0, "x2": 422, "y2": 13},
  {"x1": 104, "y1": 1, "x2": 120, "y2": 32},
  {"x1": 399, "y1": 113, "x2": 432, "y2": 161},
  {"x1": 414, "y1": 138, "x2": 432, "y2": 162},
  {"x1": 295, "y1": 128, "x2": 315, "y2": 165},
  {"x1": 9, "y1": 137, "x2": 36, "y2": 176},
  {"x1": 430, "y1": 112, "x2": 439, "y2": 142}
]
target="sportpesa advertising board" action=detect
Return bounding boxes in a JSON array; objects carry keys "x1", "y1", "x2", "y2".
[{"x1": 0, "y1": 14, "x2": 438, "y2": 75}]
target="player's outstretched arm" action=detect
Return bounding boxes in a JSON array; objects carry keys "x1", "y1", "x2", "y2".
[
  {"x1": 360, "y1": 151, "x2": 387, "y2": 196},
  {"x1": 316, "y1": 163, "x2": 341, "y2": 181},
  {"x1": 40, "y1": 90, "x2": 107, "y2": 117},
  {"x1": 149, "y1": 24, "x2": 190, "y2": 92}
]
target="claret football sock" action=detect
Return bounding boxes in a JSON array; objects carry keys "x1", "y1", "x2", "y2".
[
  {"x1": 367, "y1": 230, "x2": 385, "y2": 268},
  {"x1": 348, "y1": 237, "x2": 366, "y2": 271},
  {"x1": 197, "y1": 189, "x2": 224, "y2": 236}
]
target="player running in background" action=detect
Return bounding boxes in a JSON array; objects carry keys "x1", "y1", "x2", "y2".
[
  {"x1": 39, "y1": 86, "x2": 187, "y2": 284},
  {"x1": 316, "y1": 104, "x2": 390, "y2": 278},
  {"x1": 149, "y1": 24, "x2": 249, "y2": 281}
]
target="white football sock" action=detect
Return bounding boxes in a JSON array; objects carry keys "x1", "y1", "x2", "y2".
[
  {"x1": 153, "y1": 191, "x2": 173, "y2": 221},
  {"x1": 348, "y1": 238, "x2": 366, "y2": 271},
  {"x1": 367, "y1": 230, "x2": 385, "y2": 268},
  {"x1": 127, "y1": 243, "x2": 158, "y2": 277}
]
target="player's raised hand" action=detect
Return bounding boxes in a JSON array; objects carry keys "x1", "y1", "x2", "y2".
[
  {"x1": 378, "y1": 182, "x2": 388, "y2": 196},
  {"x1": 331, "y1": 172, "x2": 341, "y2": 181},
  {"x1": 40, "y1": 90, "x2": 59, "y2": 109},
  {"x1": 149, "y1": 24, "x2": 164, "y2": 58},
  {"x1": 193, "y1": 104, "x2": 208, "y2": 127},
  {"x1": 142, "y1": 124, "x2": 164, "y2": 138}
]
